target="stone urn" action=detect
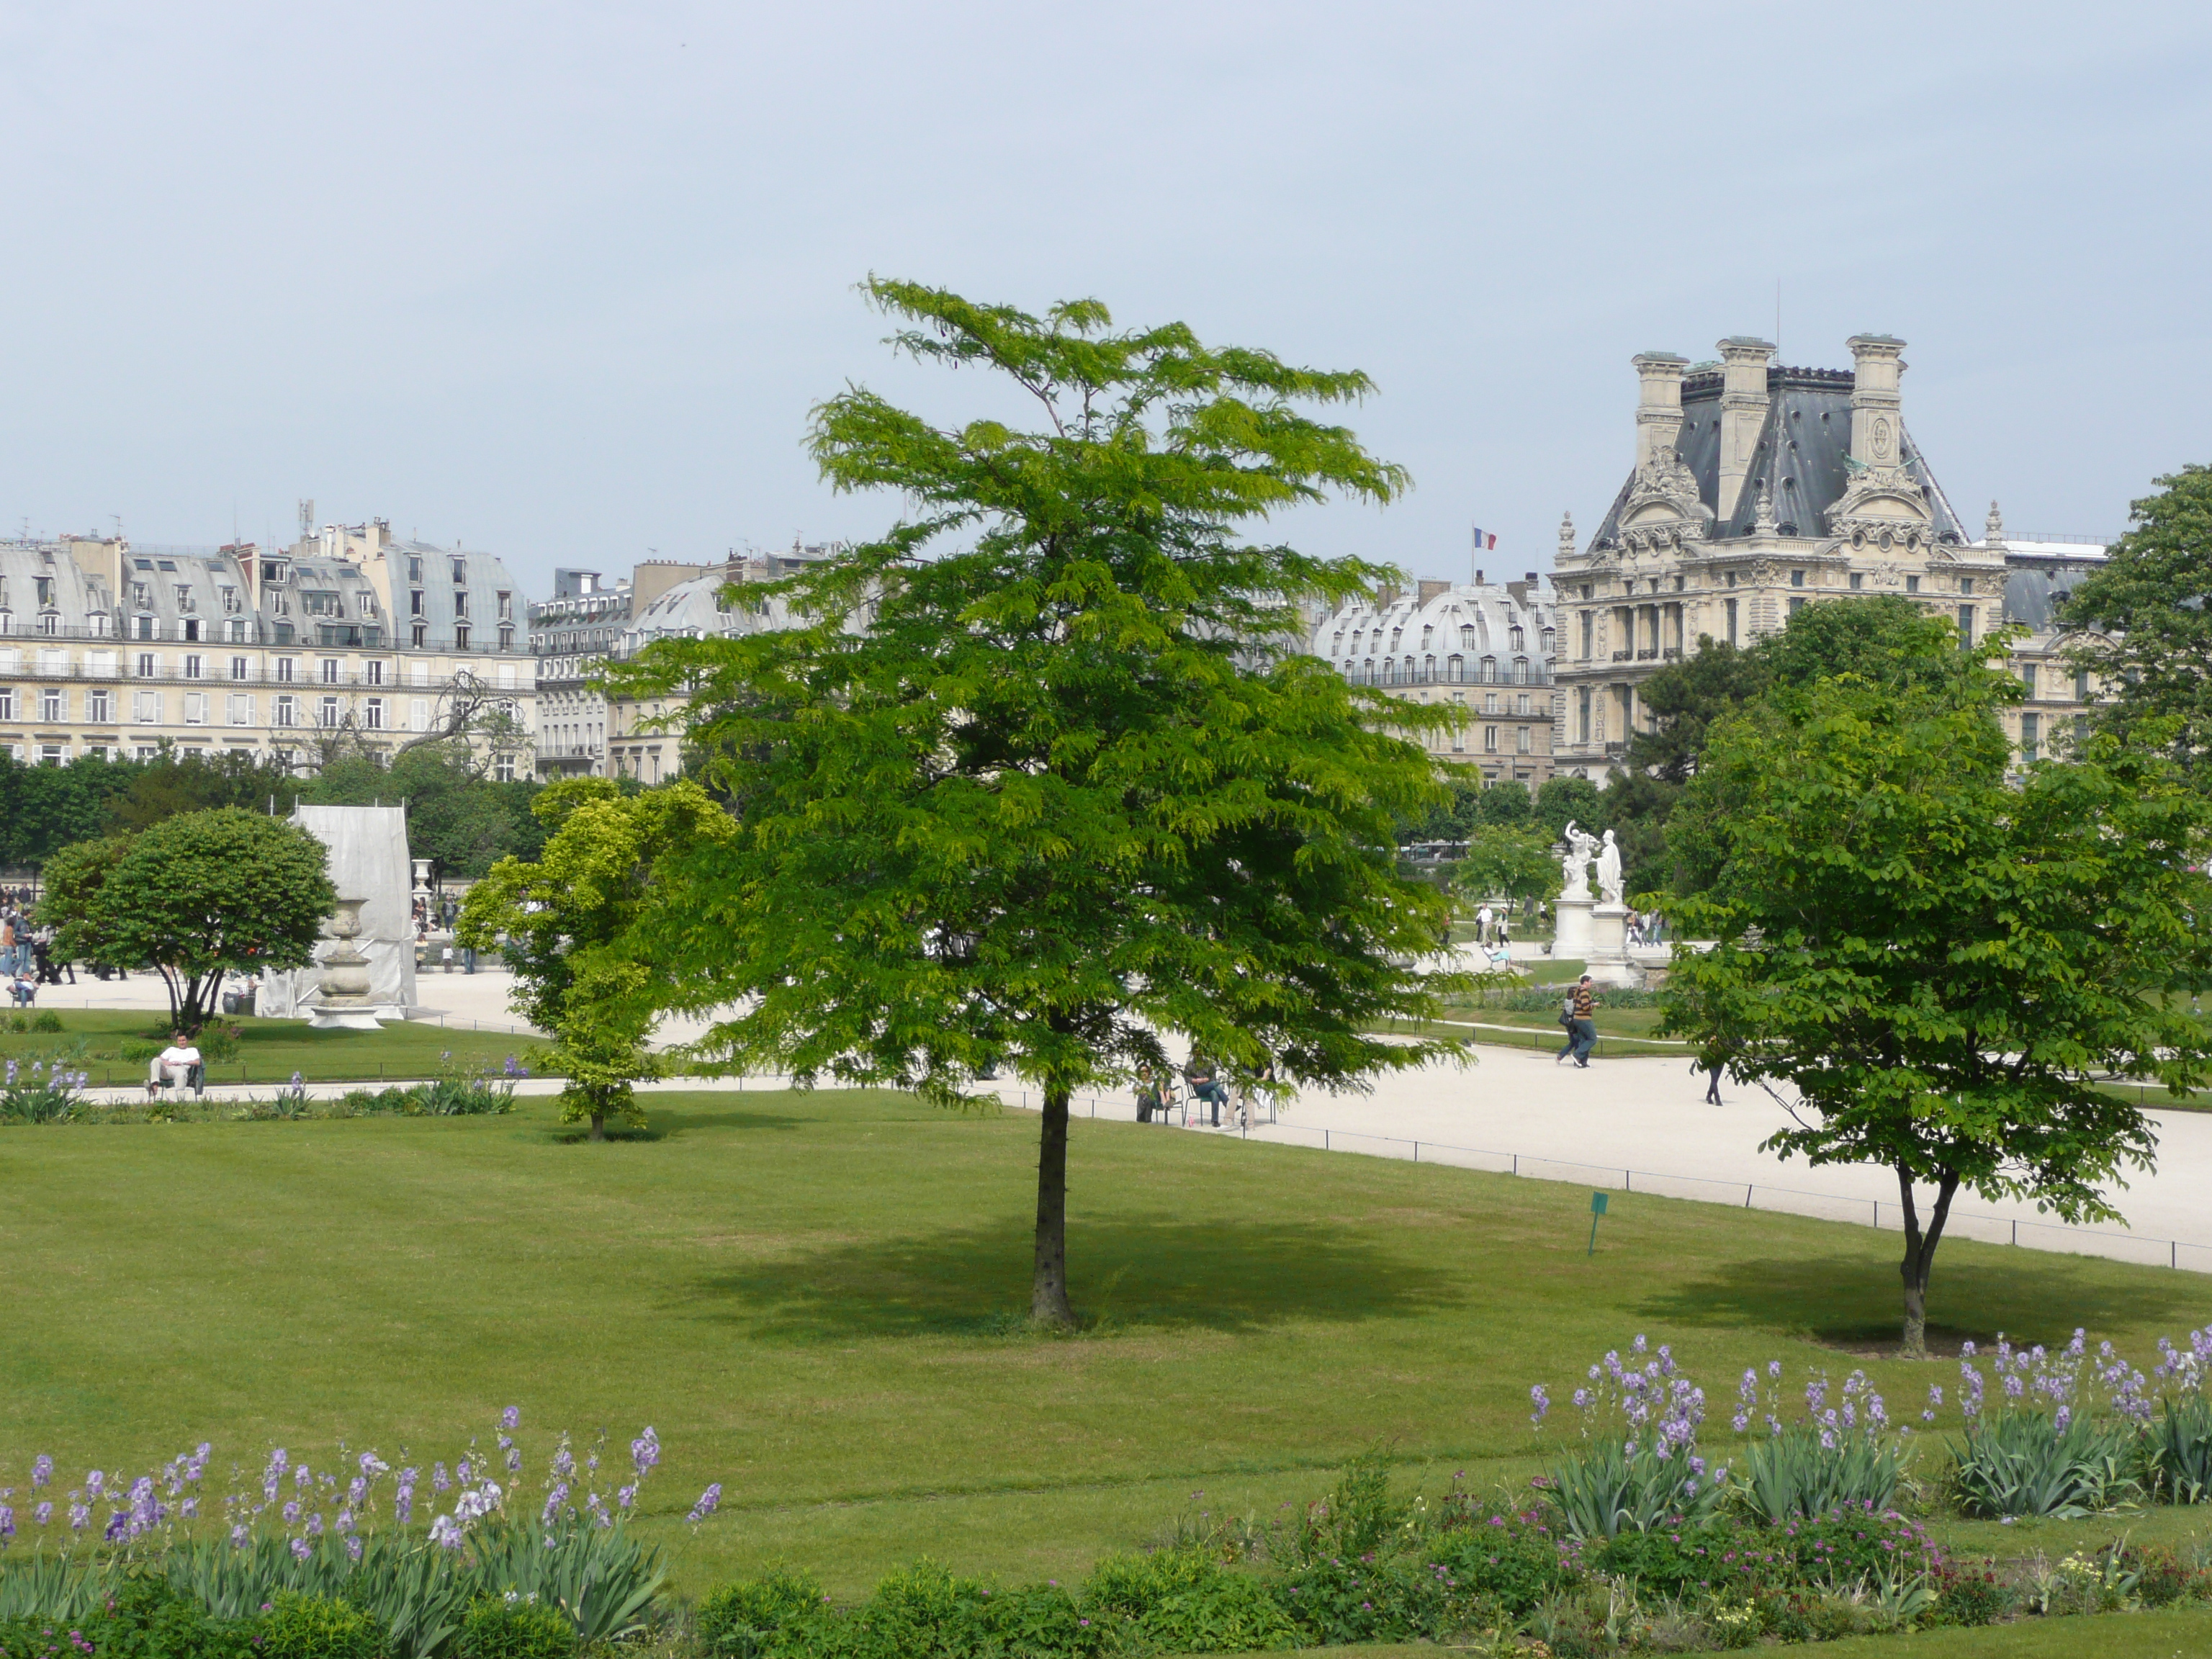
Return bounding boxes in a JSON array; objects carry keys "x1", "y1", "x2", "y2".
[{"x1": 308, "y1": 898, "x2": 383, "y2": 1030}]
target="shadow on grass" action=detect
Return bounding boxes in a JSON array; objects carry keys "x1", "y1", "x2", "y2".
[
  {"x1": 699, "y1": 1218, "x2": 1462, "y2": 1341},
  {"x1": 1634, "y1": 1253, "x2": 2206, "y2": 1352}
]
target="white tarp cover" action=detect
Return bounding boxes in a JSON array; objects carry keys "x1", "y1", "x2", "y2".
[{"x1": 255, "y1": 805, "x2": 420, "y2": 1018}]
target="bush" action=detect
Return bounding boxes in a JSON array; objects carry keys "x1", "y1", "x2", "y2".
[
  {"x1": 29, "y1": 1012, "x2": 61, "y2": 1033},
  {"x1": 457, "y1": 1596, "x2": 576, "y2": 1659},
  {"x1": 2147, "y1": 1395, "x2": 2212, "y2": 1503},
  {"x1": 696, "y1": 1570, "x2": 830, "y2": 1656},
  {"x1": 1949, "y1": 1412, "x2": 2141, "y2": 1517},
  {"x1": 1424, "y1": 1511, "x2": 1578, "y2": 1616},
  {"x1": 2132, "y1": 1542, "x2": 2212, "y2": 1607},
  {"x1": 1540, "y1": 1438, "x2": 1727, "y2": 1540},
  {"x1": 1736, "y1": 1423, "x2": 1907, "y2": 1522},
  {"x1": 261, "y1": 1592, "x2": 385, "y2": 1659},
  {"x1": 1083, "y1": 1552, "x2": 1293, "y2": 1653},
  {"x1": 1928, "y1": 1557, "x2": 2015, "y2": 1626}
]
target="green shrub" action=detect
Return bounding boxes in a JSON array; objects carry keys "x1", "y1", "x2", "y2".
[
  {"x1": 1928, "y1": 1557, "x2": 2014, "y2": 1626},
  {"x1": 2147, "y1": 1395, "x2": 2212, "y2": 1503},
  {"x1": 1540, "y1": 1437, "x2": 1727, "y2": 1539},
  {"x1": 1076, "y1": 1553, "x2": 1288, "y2": 1654},
  {"x1": 458, "y1": 1596, "x2": 576, "y2": 1659},
  {"x1": 1736, "y1": 1423, "x2": 1907, "y2": 1522},
  {"x1": 1949, "y1": 1411, "x2": 2141, "y2": 1518},
  {"x1": 120, "y1": 1038, "x2": 163, "y2": 1061},
  {"x1": 29, "y1": 1012, "x2": 61, "y2": 1033},
  {"x1": 696, "y1": 1570, "x2": 831, "y2": 1656},
  {"x1": 1424, "y1": 1513, "x2": 1578, "y2": 1616},
  {"x1": 261, "y1": 1591, "x2": 386, "y2": 1659},
  {"x1": 466, "y1": 1519, "x2": 663, "y2": 1645},
  {"x1": 198, "y1": 1026, "x2": 243, "y2": 1061},
  {"x1": 2132, "y1": 1543, "x2": 2211, "y2": 1607}
]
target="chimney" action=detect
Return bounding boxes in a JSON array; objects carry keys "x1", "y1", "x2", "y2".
[
  {"x1": 1524, "y1": 570, "x2": 1538, "y2": 586},
  {"x1": 1474, "y1": 567, "x2": 1485, "y2": 586},
  {"x1": 1714, "y1": 336, "x2": 1774, "y2": 520},
  {"x1": 1846, "y1": 335, "x2": 1907, "y2": 470},
  {"x1": 1416, "y1": 579, "x2": 1450, "y2": 606},
  {"x1": 1632, "y1": 352, "x2": 1689, "y2": 467}
]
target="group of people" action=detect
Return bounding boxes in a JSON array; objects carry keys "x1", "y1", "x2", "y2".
[
  {"x1": 1624, "y1": 909, "x2": 1667, "y2": 947},
  {"x1": 0, "y1": 901, "x2": 76, "y2": 1002},
  {"x1": 1133, "y1": 1056, "x2": 1274, "y2": 1130}
]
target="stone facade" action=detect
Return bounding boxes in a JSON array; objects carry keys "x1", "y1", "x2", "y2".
[
  {"x1": 1313, "y1": 572, "x2": 1560, "y2": 786},
  {"x1": 1553, "y1": 336, "x2": 2108, "y2": 780}
]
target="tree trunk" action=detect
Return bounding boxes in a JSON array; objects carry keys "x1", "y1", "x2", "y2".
[
  {"x1": 1031, "y1": 1083, "x2": 1074, "y2": 1328},
  {"x1": 1896, "y1": 1166, "x2": 1961, "y2": 1358},
  {"x1": 590, "y1": 1111, "x2": 606, "y2": 1142}
]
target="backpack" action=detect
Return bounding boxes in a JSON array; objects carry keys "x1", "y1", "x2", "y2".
[{"x1": 1559, "y1": 994, "x2": 1576, "y2": 1029}]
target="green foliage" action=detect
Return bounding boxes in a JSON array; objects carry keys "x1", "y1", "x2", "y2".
[
  {"x1": 462, "y1": 1519, "x2": 664, "y2": 1645},
  {"x1": 1928, "y1": 1557, "x2": 2016, "y2": 1625},
  {"x1": 37, "y1": 832, "x2": 137, "y2": 966},
  {"x1": 2060, "y1": 464, "x2": 2212, "y2": 782},
  {"x1": 604, "y1": 279, "x2": 1465, "y2": 1322},
  {"x1": 2149, "y1": 1395, "x2": 2212, "y2": 1503},
  {"x1": 29, "y1": 1012, "x2": 61, "y2": 1034},
  {"x1": 1475, "y1": 778, "x2": 1532, "y2": 824},
  {"x1": 43, "y1": 809, "x2": 336, "y2": 1035},
  {"x1": 1949, "y1": 1411, "x2": 2142, "y2": 1518},
  {"x1": 1735, "y1": 1424, "x2": 1909, "y2": 1524},
  {"x1": 304, "y1": 746, "x2": 547, "y2": 880},
  {"x1": 0, "y1": 749, "x2": 138, "y2": 865},
  {"x1": 456, "y1": 1597, "x2": 576, "y2": 1659},
  {"x1": 1539, "y1": 1436, "x2": 1730, "y2": 1540},
  {"x1": 1534, "y1": 775, "x2": 1601, "y2": 839},
  {"x1": 461, "y1": 781, "x2": 729, "y2": 1139},
  {"x1": 111, "y1": 750, "x2": 300, "y2": 835},
  {"x1": 1660, "y1": 637, "x2": 2212, "y2": 1349},
  {"x1": 1451, "y1": 824, "x2": 1559, "y2": 911},
  {"x1": 261, "y1": 1592, "x2": 386, "y2": 1659},
  {"x1": 696, "y1": 1569, "x2": 830, "y2": 1657},
  {"x1": 1396, "y1": 775, "x2": 1480, "y2": 845}
]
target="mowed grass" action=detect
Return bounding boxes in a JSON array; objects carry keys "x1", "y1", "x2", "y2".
[
  {"x1": 2, "y1": 1089, "x2": 2208, "y2": 1601},
  {"x1": 0, "y1": 1009, "x2": 540, "y2": 1085}
]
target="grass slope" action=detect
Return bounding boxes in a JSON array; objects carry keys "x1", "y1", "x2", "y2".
[
  {"x1": 0, "y1": 1009, "x2": 539, "y2": 1085},
  {"x1": 1, "y1": 1090, "x2": 2206, "y2": 1597}
]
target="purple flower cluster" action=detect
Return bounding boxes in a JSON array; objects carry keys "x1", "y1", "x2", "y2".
[{"x1": 1957, "y1": 1327, "x2": 2161, "y2": 1429}]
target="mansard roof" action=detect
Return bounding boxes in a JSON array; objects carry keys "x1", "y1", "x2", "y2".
[{"x1": 1590, "y1": 365, "x2": 1970, "y2": 549}]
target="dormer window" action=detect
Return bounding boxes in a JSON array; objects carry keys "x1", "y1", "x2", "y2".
[
  {"x1": 1509, "y1": 626, "x2": 1525, "y2": 651},
  {"x1": 451, "y1": 557, "x2": 468, "y2": 585},
  {"x1": 221, "y1": 586, "x2": 240, "y2": 613},
  {"x1": 35, "y1": 577, "x2": 54, "y2": 608},
  {"x1": 133, "y1": 583, "x2": 151, "y2": 610}
]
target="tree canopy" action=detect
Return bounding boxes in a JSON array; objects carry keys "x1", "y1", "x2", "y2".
[
  {"x1": 2059, "y1": 464, "x2": 2212, "y2": 781},
  {"x1": 40, "y1": 808, "x2": 336, "y2": 1033},
  {"x1": 607, "y1": 278, "x2": 1467, "y2": 1325},
  {"x1": 1659, "y1": 638, "x2": 2212, "y2": 1353}
]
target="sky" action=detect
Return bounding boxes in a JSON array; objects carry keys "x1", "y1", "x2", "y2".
[{"x1": 3, "y1": 1, "x2": 2208, "y2": 595}]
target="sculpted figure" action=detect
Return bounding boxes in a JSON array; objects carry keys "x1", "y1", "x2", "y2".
[
  {"x1": 1560, "y1": 820, "x2": 1596, "y2": 902},
  {"x1": 1596, "y1": 830, "x2": 1624, "y2": 907}
]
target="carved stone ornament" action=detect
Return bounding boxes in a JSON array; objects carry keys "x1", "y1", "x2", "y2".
[
  {"x1": 1752, "y1": 475, "x2": 1778, "y2": 537},
  {"x1": 1617, "y1": 446, "x2": 1715, "y2": 552},
  {"x1": 1558, "y1": 511, "x2": 1577, "y2": 562},
  {"x1": 1985, "y1": 500, "x2": 2005, "y2": 547},
  {"x1": 1826, "y1": 462, "x2": 1934, "y2": 549}
]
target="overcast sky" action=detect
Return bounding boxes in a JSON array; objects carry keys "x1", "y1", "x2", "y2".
[{"x1": 4, "y1": 1, "x2": 2207, "y2": 592}]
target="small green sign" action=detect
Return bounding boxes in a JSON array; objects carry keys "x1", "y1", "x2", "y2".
[{"x1": 1588, "y1": 1190, "x2": 1609, "y2": 1255}]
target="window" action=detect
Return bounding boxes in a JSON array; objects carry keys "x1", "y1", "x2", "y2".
[
  {"x1": 498, "y1": 625, "x2": 515, "y2": 652},
  {"x1": 321, "y1": 658, "x2": 341, "y2": 684},
  {"x1": 0, "y1": 689, "x2": 12, "y2": 719},
  {"x1": 1957, "y1": 604, "x2": 1974, "y2": 646},
  {"x1": 136, "y1": 652, "x2": 157, "y2": 677},
  {"x1": 276, "y1": 658, "x2": 295, "y2": 682},
  {"x1": 221, "y1": 586, "x2": 240, "y2": 614},
  {"x1": 1516, "y1": 725, "x2": 1531, "y2": 753},
  {"x1": 1905, "y1": 575, "x2": 1921, "y2": 594},
  {"x1": 1509, "y1": 626, "x2": 1524, "y2": 651},
  {"x1": 35, "y1": 577, "x2": 53, "y2": 608},
  {"x1": 2021, "y1": 711, "x2": 2040, "y2": 763},
  {"x1": 135, "y1": 745, "x2": 158, "y2": 761},
  {"x1": 1725, "y1": 571, "x2": 1737, "y2": 589},
  {"x1": 1577, "y1": 687, "x2": 1591, "y2": 743},
  {"x1": 231, "y1": 657, "x2": 250, "y2": 680},
  {"x1": 1961, "y1": 577, "x2": 1975, "y2": 595},
  {"x1": 454, "y1": 624, "x2": 470, "y2": 649},
  {"x1": 1790, "y1": 570, "x2": 1804, "y2": 588},
  {"x1": 408, "y1": 557, "x2": 423, "y2": 583},
  {"x1": 411, "y1": 661, "x2": 431, "y2": 686},
  {"x1": 134, "y1": 615, "x2": 155, "y2": 640},
  {"x1": 1447, "y1": 654, "x2": 1464, "y2": 683},
  {"x1": 1483, "y1": 726, "x2": 1498, "y2": 753},
  {"x1": 1483, "y1": 692, "x2": 1498, "y2": 714},
  {"x1": 1580, "y1": 611, "x2": 1593, "y2": 660},
  {"x1": 184, "y1": 692, "x2": 208, "y2": 725},
  {"x1": 274, "y1": 695, "x2": 297, "y2": 727},
  {"x1": 184, "y1": 655, "x2": 203, "y2": 680},
  {"x1": 359, "y1": 591, "x2": 379, "y2": 619},
  {"x1": 132, "y1": 582, "x2": 151, "y2": 609},
  {"x1": 410, "y1": 590, "x2": 424, "y2": 616},
  {"x1": 1516, "y1": 693, "x2": 1531, "y2": 715},
  {"x1": 1725, "y1": 598, "x2": 1739, "y2": 647},
  {"x1": 181, "y1": 617, "x2": 202, "y2": 642},
  {"x1": 412, "y1": 623, "x2": 428, "y2": 647},
  {"x1": 228, "y1": 694, "x2": 253, "y2": 726},
  {"x1": 228, "y1": 618, "x2": 246, "y2": 643},
  {"x1": 366, "y1": 698, "x2": 385, "y2": 730},
  {"x1": 2074, "y1": 668, "x2": 2091, "y2": 701},
  {"x1": 174, "y1": 585, "x2": 196, "y2": 612},
  {"x1": 410, "y1": 697, "x2": 431, "y2": 731},
  {"x1": 40, "y1": 688, "x2": 63, "y2": 722},
  {"x1": 88, "y1": 688, "x2": 112, "y2": 722},
  {"x1": 2022, "y1": 663, "x2": 2038, "y2": 699},
  {"x1": 495, "y1": 754, "x2": 517, "y2": 783},
  {"x1": 319, "y1": 696, "x2": 340, "y2": 728},
  {"x1": 38, "y1": 744, "x2": 63, "y2": 765},
  {"x1": 451, "y1": 558, "x2": 467, "y2": 584},
  {"x1": 261, "y1": 560, "x2": 287, "y2": 585},
  {"x1": 1848, "y1": 572, "x2": 1863, "y2": 590},
  {"x1": 1789, "y1": 596, "x2": 1807, "y2": 616},
  {"x1": 133, "y1": 690, "x2": 161, "y2": 723},
  {"x1": 366, "y1": 660, "x2": 384, "y2": 685}
]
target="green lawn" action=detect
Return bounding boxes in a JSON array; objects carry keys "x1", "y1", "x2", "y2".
[
  {"x1": 0, "y1": 1008, "x2": 543, "y2": 1086},
  {"x1": 3, "y1": 1089, "x2": 2208, "y2": 1604}
]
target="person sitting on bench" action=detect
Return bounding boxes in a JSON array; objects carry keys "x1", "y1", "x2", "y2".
[{"x1": 148, "y1": 1040, "x2": 203, "y2": 1097}]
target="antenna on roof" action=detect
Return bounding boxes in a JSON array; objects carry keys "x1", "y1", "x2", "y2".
[
  {"x1": 299, "y1": 500, "x2": 314, "y2": 537},
  {"x1": 1775, "y1": 278, "x2": 1782, "y2": 361}
]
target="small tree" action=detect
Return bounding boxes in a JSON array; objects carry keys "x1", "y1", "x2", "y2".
[
  {"x1": 1661, "y1": 641, "x2": 2212, "y2": 1354},
  {"x1": 459, "y1": 779, "x2": 735, "y2": 1140},
  {"x1": 607, "y1": 279, "x2": 1466, "y2": 1325},
  {"x1": 43, "y1": 809, "x2": 335, "y2": 1033},
  {"x1": 1451, "y1": 824, "x2": 1558, "y2": 917}
]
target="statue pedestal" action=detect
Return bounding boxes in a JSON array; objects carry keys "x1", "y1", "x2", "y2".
[
  {"x1": 1585, "y1": 902, "x2": 1640, "y2": 987},
  {"x1": 309, "y1": 1007, "x2": 385, "y2": 1031},
  {"x1": 1552, "y1": 896, "x2": 1595, "y2": 960}
]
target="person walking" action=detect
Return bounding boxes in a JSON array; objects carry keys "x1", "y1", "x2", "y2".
[
  {"x1": 1555, "y1": 974, "x2": 1599, "y2": 1069},
  {"x1": 1475, "y1": 903, "x2": 1493, "y2": 946}
]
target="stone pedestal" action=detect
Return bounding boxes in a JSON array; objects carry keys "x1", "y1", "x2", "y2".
[
  {"x1": 309, "y1": 898, "x2": 385, "y2": 1030},
  {"x1": 1552, "y1": 896, "x2": 1595, "y2": 961},
  {"x1": 1584, "y1": 902, "x2": 1641, "y2": 988}
]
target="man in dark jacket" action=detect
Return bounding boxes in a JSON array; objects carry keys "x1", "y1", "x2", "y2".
[{"x1": 1563, "y1": 976, "x2": 1598, "y2": 1069}]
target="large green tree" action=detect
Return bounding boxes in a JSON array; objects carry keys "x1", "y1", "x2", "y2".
[
  {"x1": 1660, "y1": 642, "x2": 2212, "y2": 1354},
  {"x1": 2059, "y1": 464, "x2": 2212, "y2": 777},
  {"x1": 459, "y1": 778, "x2": 734, "y2": 1140},
  {"x1": 42, "y1": 809, "x2": 336, "y2": 1033},
  {"x1": 608, "y1": 279, "x2": 1466, "y2": 1325},
  {"x1": 1451, "y1": 824, "x2": 1559, "y2": 915}
]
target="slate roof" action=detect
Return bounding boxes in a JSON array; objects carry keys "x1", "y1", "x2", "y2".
[
  {"x1": 1999, "y1": 549, "x2": 2108, "y2": 633},
  {"x1": 1590, "y1": 367, "x2": 1970, "y2": 548}
]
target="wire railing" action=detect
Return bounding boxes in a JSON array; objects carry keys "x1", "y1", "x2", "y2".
[{"x1": 995, "y1": 1087, "x2": 2212, "y2": 1277}]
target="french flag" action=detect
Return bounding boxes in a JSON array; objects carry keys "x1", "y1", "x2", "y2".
[{"x1": 1473, "y1": 527, "x2": 1497, "y2": 550}]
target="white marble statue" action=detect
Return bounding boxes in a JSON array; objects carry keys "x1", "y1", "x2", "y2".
[
  {"x1": 1596, "y1": 829, "x2": 1624, "y2": 907},
  {"x1": 1560, "y1": 820, "x2": 1598, "y2": 902}
]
